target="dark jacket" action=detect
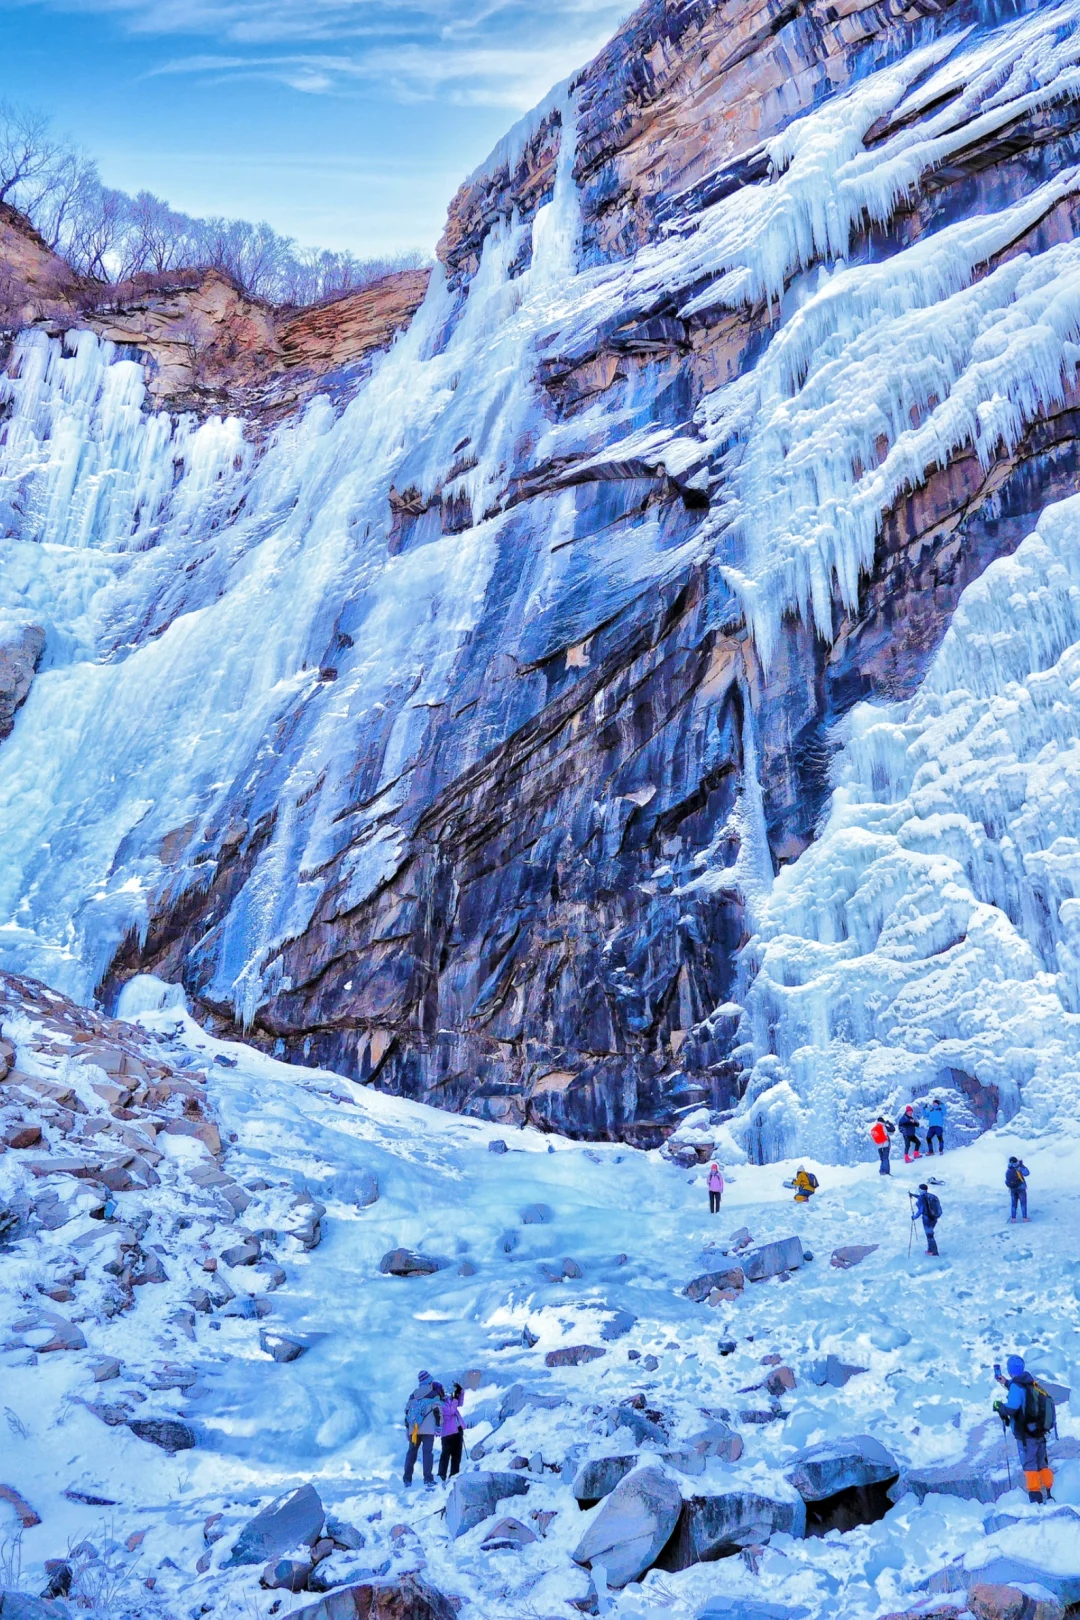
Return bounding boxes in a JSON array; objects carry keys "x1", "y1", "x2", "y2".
[
  {"x1": 1005, "y1": 1161, "x2": 1029, "y2": 1190},
  {"x1": 899, "y1": 1111, "x2": 920, "y2": 1138},
  {"x1": 914, "y1": 1190, "x2": 940, "y2": 1225}
]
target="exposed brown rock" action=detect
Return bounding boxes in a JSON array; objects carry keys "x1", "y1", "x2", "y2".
[{"x1": 278, "y1": 268, "x2": 431, "y2": 374}]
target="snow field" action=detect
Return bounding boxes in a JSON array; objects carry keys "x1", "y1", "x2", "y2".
[{"x1": 4, "y1": 992, "x2": 1077, "y2": 1619}]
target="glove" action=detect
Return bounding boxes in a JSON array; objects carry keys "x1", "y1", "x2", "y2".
[{"x1": 993, "y1": 1401, "x2": 1007, "y2": 1421}]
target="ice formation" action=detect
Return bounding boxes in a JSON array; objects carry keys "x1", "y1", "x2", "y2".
[
  {"x1": 1, "y1": 2, "x2": 1080, "y2": 1138},
  {"x1": 734, "y1": 494, "x2": 1080, "y2": 1162}
]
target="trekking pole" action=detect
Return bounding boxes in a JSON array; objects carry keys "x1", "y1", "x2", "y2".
[
  {"x1": 907, "y1": 1193, "x2": 915, "y2": 1258},
  {"x1": 1000, "y1": 1412, "x2": 1012, "y2": 1489}
]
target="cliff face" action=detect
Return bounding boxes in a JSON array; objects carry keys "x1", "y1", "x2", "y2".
[{"x1": 3, "y1": 0, "x2": 1080, "y2": 1143}]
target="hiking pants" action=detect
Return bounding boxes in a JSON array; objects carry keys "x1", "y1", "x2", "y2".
[
  {"x1": 1018, "y1": 1433, "x2": 1053, "y2": 1496},
  {"x1": 901, "y1": 1131, "x2": 920, "y2": 1158},
  {"x1": 709, "y1": 1190, "x2": 722, "y2": 1213},
  {"x1": 926, "y1": 1126, "x2": 943, "y2": 1154},
  {"x1": 404, "y1": 1432, "x2": 434, "y2": 1485},
  {"x1": 922, "y1": 1217, "x2": 939, "y2": 1255},
  {"x1": 1010, "y1": 1185, "x2": 1028, "y2": 1219},
  {"x1": 438, "y1": 1431, "x2": 464, "y2": 1479},
  {"x1": 877, "y1": 1144, "x2": 891, "y2": 1175}
]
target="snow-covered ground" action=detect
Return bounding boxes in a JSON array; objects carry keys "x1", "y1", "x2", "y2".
[{"x1": 2, "y1": 990, "x2": 1078, "y2": 1619}]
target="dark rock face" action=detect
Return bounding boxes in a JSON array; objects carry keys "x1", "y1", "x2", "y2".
[
  {"x1": 94, "y1": 1, "x2": 1080, "y2": 1143},
  {"x1": 0, "y1": 624, "x2": 45, "y2": 743},
  {"x1": 284, "y1": 1576, "x2": 459, "y2": 1620},
  {"x1": 225, "y1": 1484, "x2": 324, "y2": 1567},
  {"x1": 657, "y1": 1489, "x2": 806, "y2": 1570}
]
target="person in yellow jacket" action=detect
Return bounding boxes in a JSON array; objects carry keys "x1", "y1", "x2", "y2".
[{"x1": 793, "y1": 1167, "x2": 819, "y2": 1202}]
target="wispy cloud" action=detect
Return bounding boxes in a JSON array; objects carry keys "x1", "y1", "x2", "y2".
[{"x1": 11, "y1": 0, "x2": 632, "y2": 106}]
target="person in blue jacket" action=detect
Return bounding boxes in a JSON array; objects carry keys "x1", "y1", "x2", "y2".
[
  {"x1": 1006, "y1": 1156, "x2": 1030, "y2": 1222},
  {"x1": 913, "y1": 1183, "x2": 941, "y2": 1254},
  {"x1": 994, "y1": 1355, "x2": 1054, "y2": 1502},
  {"x1": 925, "y1": 1097, "x2": 945, "y2": 1155}
]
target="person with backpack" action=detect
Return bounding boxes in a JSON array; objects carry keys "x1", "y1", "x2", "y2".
[
  {"x1": 898, "y1": 1106, "x2": 922, "y2": 1162},
  {"x1": 707, "y1": 1163, "x2": 724, "y2": 1214},
  {"x1": 994, "y1": 1354, "x2": 1055, "y2": 1502},
  {"x1": 403, "y1": 1371, "x2": 442, "y2": 1487},
  {"x1": 1006, "y1": 1157, "x2": 1030, "y2": 1222},
  {"x1": 870, "y1": 1117, "x2": 895, "y2": 1175},
  {"x1": 793, "y1": 1167, "x2": 818, "y2": 1202},
  {"x1": 925, "y1": 1098, "x2": 945, "y2": 1155},
  {"x1": 438, "y1": 1382, "x2": 466, "y2": 1480},
  {"x1": 913, "y1": 1183, "x2": 941, "y2": 1254}
]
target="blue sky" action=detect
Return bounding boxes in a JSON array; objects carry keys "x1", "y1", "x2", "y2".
[{"x1": 0, "y1": 0, "x2": 632, "y2": 257}]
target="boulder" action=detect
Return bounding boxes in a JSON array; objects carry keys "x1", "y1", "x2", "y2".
[
  {"x1": 260, "y1": 1329, "x2": 308, "y2": 1363},
  {"x1": 306, "y1": 1555, "x2": 392, "y2": 1594},
  {"x1": 127, "y1": 1418, "x2": 196, "y2": 1453},
  {"x1": 445, "y1": 1472, "x2": 529, "y2": 1539},
  {"x1": 727, "y1": 1228, "x2": 753, "y2": 1251},
  {"x1": 545, "y1": 1345, "x2": 605, "y2": 1368},
  {"x1": 91, "y1": 1358, "x2": 121, "y2": 1382},
  {"x1": 662, "y1": 1489, "x2": 807, "y2": 1570},
  {"x1": 830, "y1": 1244, "x2": 879, "y2": 1269},
  {"x1": 572, "y1": 1465, "x2": 682, "y2": 1587},
  {"x1": 608, "y1": 1406, "x2": 667, "y2": 1446},
  {"x1": 225, "y1": 1484, "x2": 325, "y2": 1567},
  {"x1": 379, "y1": 1248, "x2": 444, "y2": 1276},
  {"x1": 965, "y1": 1558, "x2": 1080, "y2": 1607},
  {"x1": 261, "y1": 1555, "x2": 314, "y2": 1592},
  {"x1": 807, "y1": 1355, "x2": 867, "y2": 1388},
  {"x1": 742, "y1": 1237, "x2": 804, "y2": 1283},
  {"x1": 786, "y1": 1436, "x2": 898, "y2": 1500},
  {"x1": 221, "y1": 1239, "x2": 260, "y2": 1267},
  {"x1": 888, "y1": 1461, "x2": 1010, "y2": 1505},
  {"x1": 572, "y1": 1456, "x2": 638, "y2": 1505},
  {"x1": 488, "y1": 1139, "x2": 508, "y2": 1154},
  {"x1": 601, "y1": 1310, "x2": 636, "y2": 1341},
  {"x1": 685, "y1": 1267, "x2": 745, "y2": 1302},
  {"x1": 520, "y1": 1203, "x2": 553, "y2": 1224},
  {"x1": 480, "y1": 1516, "x2": 537, "y2": 1551},
  {"x1": 5, "y1": 1126, "x2": 41, "y2": 1150},
  {"x1": 282, "y1": 1575, "x2": 458, "y2": 1620},
  {"x1": 968, "y1": 1584, "x2": 1064, "y2": 1620}
]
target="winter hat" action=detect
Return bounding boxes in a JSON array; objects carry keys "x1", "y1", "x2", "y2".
[
  {"x1": 418, "y1": 1369, "x2": 432, "y2": 1383},
  {"x1": 1008, "y1": 1155, "x2": 1019, "y2": 1164},
  {"x1": 1007, "y1": 1355, "x2": 1025, "y2": 1378},
  {"x1": 918, "y1": 1183, "x2": 928, "y2": 1191}
]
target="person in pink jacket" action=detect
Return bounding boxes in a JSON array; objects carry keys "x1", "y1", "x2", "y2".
[
  {"x1": 707, "y1": 1162, "x2": 724, "y2": 1214},
  {"x1": 438, "y1": 1381, "x2": 465, "y2": 1480}
]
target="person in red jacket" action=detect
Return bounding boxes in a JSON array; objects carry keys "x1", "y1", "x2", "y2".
[{"x1": 870, "y1": 1116, "x2": 895, "y2": 1175}]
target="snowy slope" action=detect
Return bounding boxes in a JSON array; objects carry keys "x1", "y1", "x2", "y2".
[{"x1": 2, "y1": 987, "x2": 1078, "y2": 1619}]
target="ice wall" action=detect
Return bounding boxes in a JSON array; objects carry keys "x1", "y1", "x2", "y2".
[
  {"x1": 732, "y1": 493, "x2": 1080, "y2": 1161},
  {"x1": 1, "y1": 1, "x2": 1080, "y2": 1097}
]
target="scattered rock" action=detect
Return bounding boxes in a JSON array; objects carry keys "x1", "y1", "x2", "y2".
[
  {"x1": 888, "y1": 1462, "x2": 1009, "y2": 1505},
  {"x1": 127, "y1": 1418, "x2": 197, "y2": 1453},
  {"x1": 572, "y1": 1465, "x2": 682, "y2": 1587},
  {"x1": 601, "y1": 1310, "x2": 636, "y2": 1341},
  {"x1": 966, "y1": 1558, "x2": 1080, "y2": 1607},
  {"x1": 30, "y1": 1314, "x2": 86, "y2": 1353},
  {"x1": 718, "y1": 1340, "x2": 737, "y2": 1356},
  {"x1": 488, "y1": 1139, "x2": 508, "y2": 1155},
  {"x1": 545, "y1": 1345, "x2": 606, "y2": 1368},
  {"x1": 261, "y1": 1556, "x2": 314, "y2": 1592},
  {"x1": 0, "y1": 1594, "x2": 73, "y2": 1620},
  {"x1": 226, "y1": 1484, "x2": 325, "y2": 1567},
  {"x1": 661, "y1": 1489, "x2": 807, "y2": 1570},
  {"x1": 663, "y1": 1422, "x2": 744, "y2": 1475},
  {"x1": 642, "y1": 1355, "x2": 659, "y2": 1372},
  {"x1": 520, "y1": 1203, "x2": 553, "y2": 1224},
  {"x1": 0, "y1": 1484, "x2": 40, "y2": 1527},
  {"x1": 807, "y1": 1355, "x2": 867, "y2": 1389},
  {"x1": 727, "y1": 1228, "x2": 753, "y2": 1251},
  {"x1": 968, "y1": 1583, "x2": 1064, "y2": 1620},
  {"x1": 562, "y1": 1258, "x2": 583, "y2": 1279},
  {"x1": 743, "y1": 1237, "x2": 804, "y2": 1283},
  {"x1": 41, "y1": 1559, "x2": 72, "y2": 1598},
  {"x1": 5, "y1": 1126, "x2": 41, "y2": 1150},
  {"x1": 283, "y1": 1575, "x2": 458, "y2": 1620},
  {"x1": 830, "y1": 1244, "x2": 879, "y2": 1269},
  {"x1": 379, "y1": 1248, "x2": 444, "y2": 1277},
  {"x1": 787, "y1": 1436, "x2": 898, "y2": 1500},
  {"x1": 131, "y1": 1250, "x2": 168, "y2": 1285},
  {"x1": 221, "y1": 1239, "x2": 260, "y2": 1268},
  {"x1": 259, "y1": 1328, "x2": 308, "y2": 1363},
  {"x1": 520, "y1": 1326, "x2": 539, "y2": 1348},
  {"x1": 572, "y1": 1456, "x2": 638, "y2": 1506},
  {"x1": 765, "y1": 1366, "x2": 797, "y2": 1396},
  {"x1": 457, "y1": 1260, "x2": 476, "y2": 1277},
  {"x1": 481, "y1": 1516, "x2": 536, "y2": 1551},
  {"x1": 685, "y1": 1267, "x2": 745, "y2": 1302},
  {"x1": 325, "y1": 1516, "x2": 365, "y2": 1551},
  {"x1": 445, "y1": 1471, "x2": 529, "y2": 1538}
]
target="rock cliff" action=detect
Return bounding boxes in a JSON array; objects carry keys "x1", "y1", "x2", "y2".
[{"x1": 2, "y1": 0, "x2": 1080, "y2": 1144}]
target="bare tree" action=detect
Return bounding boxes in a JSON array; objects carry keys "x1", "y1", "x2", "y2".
[{"x1": 0, "y1": 99, "x2": 62, "y2": 204}]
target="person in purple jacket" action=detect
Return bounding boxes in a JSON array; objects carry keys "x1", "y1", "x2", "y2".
[
  {"x1": 707, "y1": 1163, "x2": 724, "y2": 1214},
  {"x1": 438, "y1": 1381, "x2": 466, "y2": 1480}
]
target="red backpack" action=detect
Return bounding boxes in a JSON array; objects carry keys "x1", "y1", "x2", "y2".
[{"x1": 871, "y1": 1122, "x2": 888, "y2": 1146}]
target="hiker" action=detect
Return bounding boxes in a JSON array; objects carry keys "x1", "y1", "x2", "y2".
[
  {"x1": 793, "y1": 1166, "x2": 818, "y2": 1202},
  {"x1": 925, "y1": 1098, "x2": 945, "y2": 1155},
  {"x1": 403, "y1": 1370, "x2": 442, "y2": 1487},
  {"x1": 994, "y1": 1355, "x2": 1055, "y2": 1503},
  {"x1": 707, "y1": 1162, "x2": 724, "y2": 1214},
  {"x1": 913, "y1": 1183, "x2": 941, "y2": 1255},
  {"x1": 1006, "y1": 1156, "x2": 1031, "y2": 1222},
  {"x1": 898, "y1": 1105, "x2": 922, "y2": 1162},
  {"x1": 438, "y1": 1382, "x2": 465, "y2": 1481},
  {"x1": 870, "y1": 1116, "x2": 895, "y2": 1175}
]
